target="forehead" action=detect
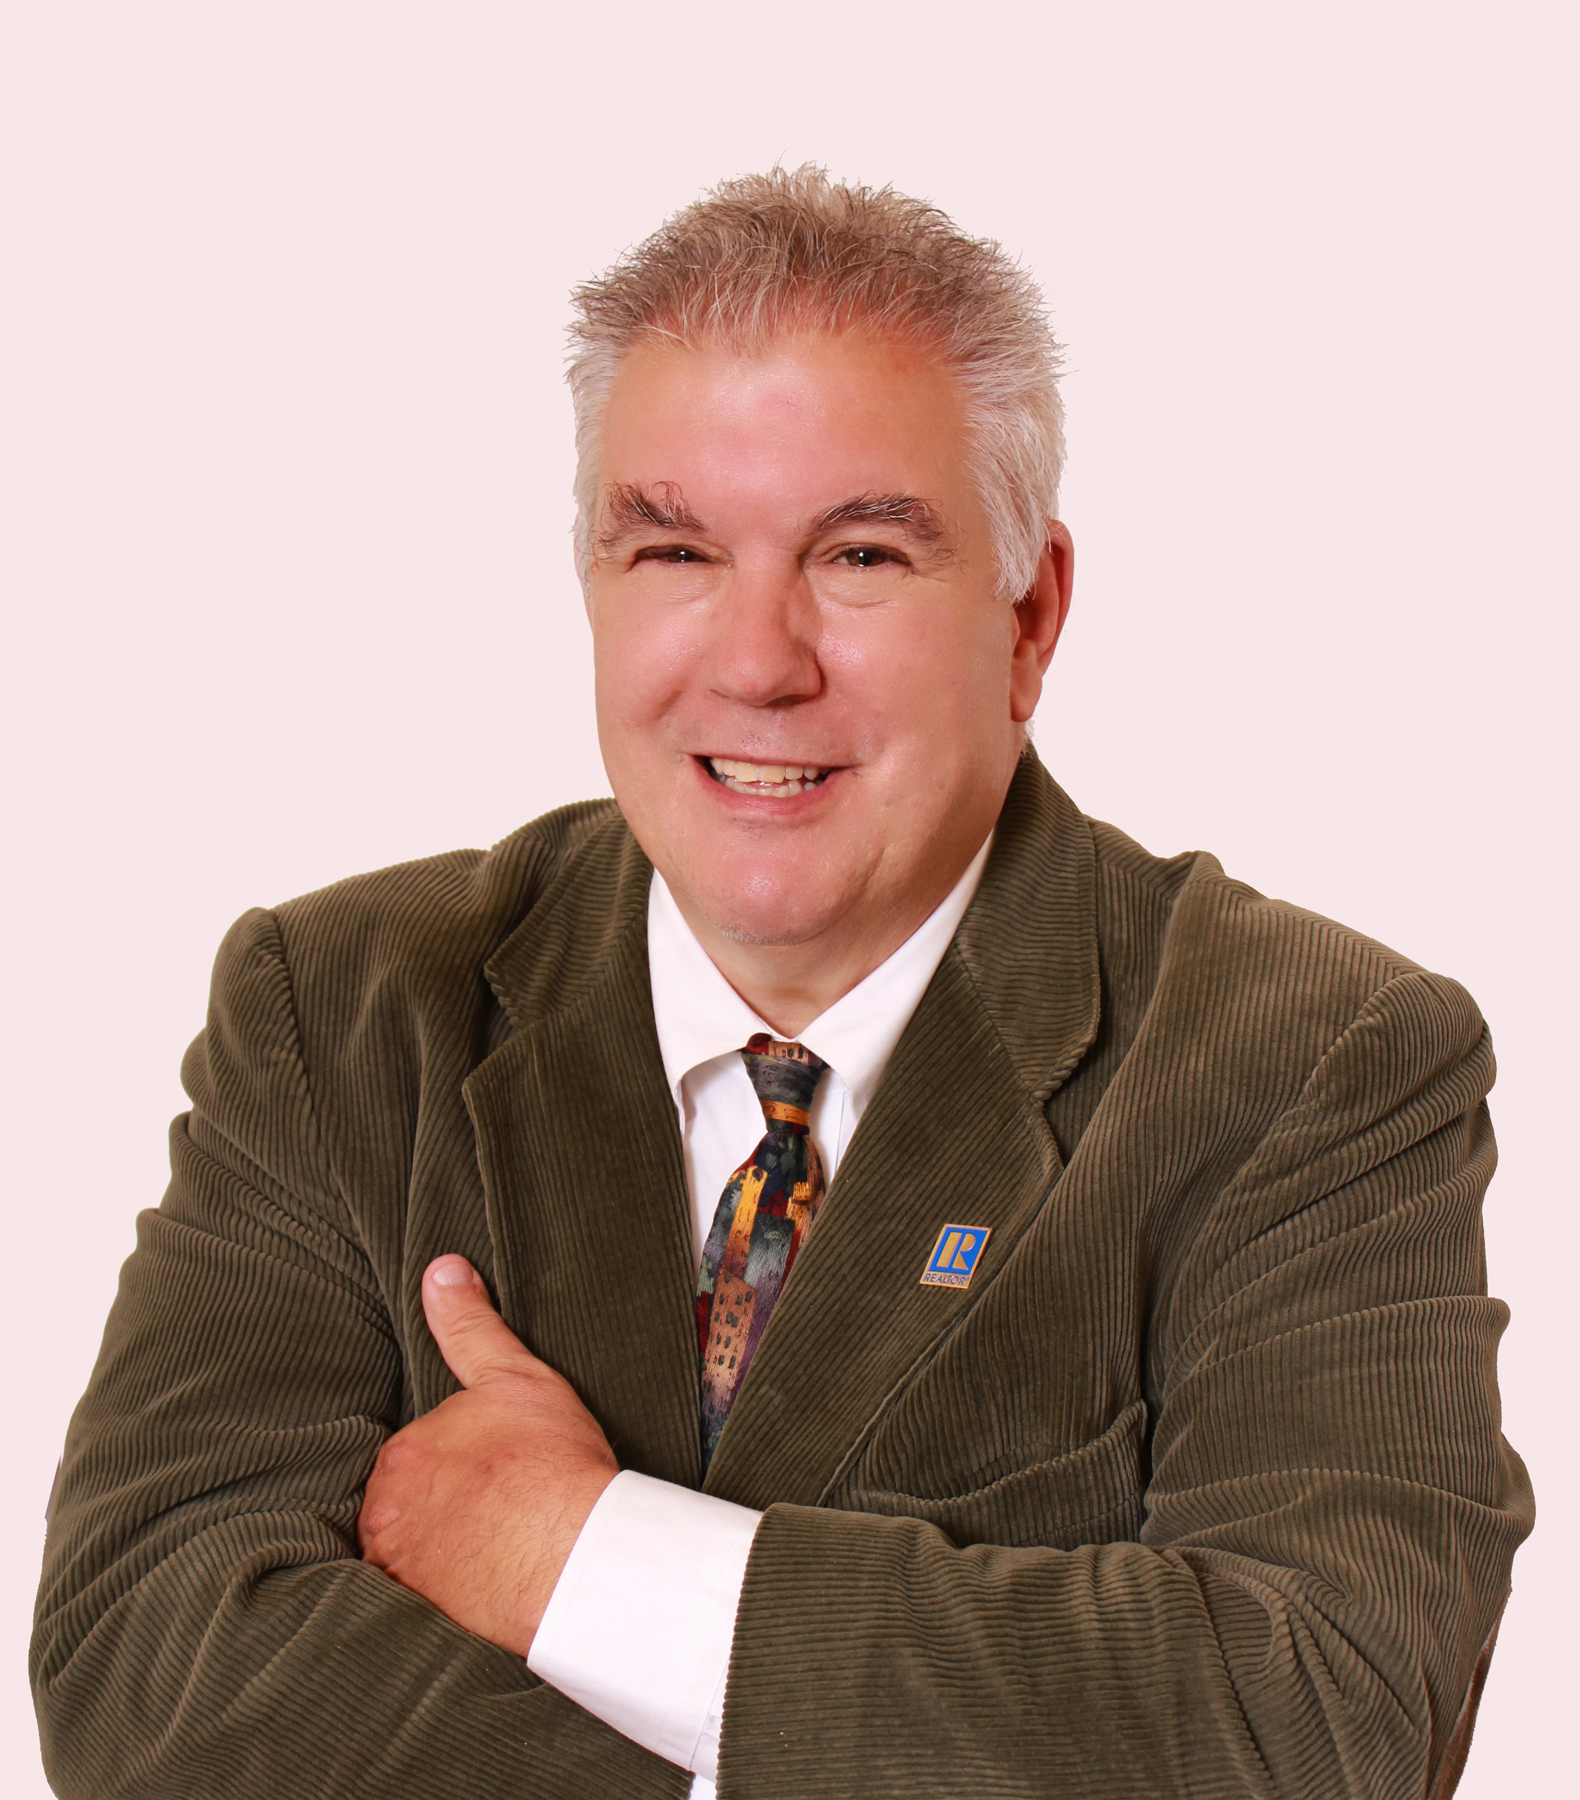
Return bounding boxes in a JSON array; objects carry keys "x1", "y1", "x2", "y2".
[{"x1": 598, "y1": 331, "x2": 973, "y2": 515}]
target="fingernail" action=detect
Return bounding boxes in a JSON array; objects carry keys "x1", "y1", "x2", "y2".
[{"x1": 428, "y1": 1256, "x2": 474, "y2": 1289}]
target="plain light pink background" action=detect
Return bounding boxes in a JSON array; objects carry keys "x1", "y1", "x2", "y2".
[{"x1": 4, "y1": 5, "x2": 1574, "y2": 1793}]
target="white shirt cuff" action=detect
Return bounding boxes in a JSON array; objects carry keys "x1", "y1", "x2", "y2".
[{"x1": 527, "y1": 1469, "x2": 761, "y2": 1782}]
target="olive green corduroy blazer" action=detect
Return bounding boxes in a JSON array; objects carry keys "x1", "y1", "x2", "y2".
[{"x1": 33, "y1": 754, "x2": 1532, "y2": 1799}]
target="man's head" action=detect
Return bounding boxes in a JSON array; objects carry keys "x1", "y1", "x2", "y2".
[{"x1": 567, "y1": 170, "x2": 1074, "y2": 1028}]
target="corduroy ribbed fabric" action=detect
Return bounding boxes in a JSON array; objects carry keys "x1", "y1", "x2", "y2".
[{"x1": 31, "y1": 753, "x2": 1532, "y2": 1799}]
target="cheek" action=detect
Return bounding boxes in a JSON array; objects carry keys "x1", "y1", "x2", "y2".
[
  {"x1": 592, "y1": 596, "x2": 703, "y2": 734},
  {"x1": 819, "y1": 602, "x2": 1011, "y2": 752}
]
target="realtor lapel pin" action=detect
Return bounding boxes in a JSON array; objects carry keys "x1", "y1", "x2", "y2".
[{"x1": 920, "y1": 1222, "x2": 993, "y2": 1289}]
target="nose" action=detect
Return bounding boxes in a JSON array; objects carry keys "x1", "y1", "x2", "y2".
[{"x1": 709, "y1": 559, "x2": 822, "y2": 708}]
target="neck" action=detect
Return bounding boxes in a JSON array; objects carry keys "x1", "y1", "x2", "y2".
[{"x1": 666, "y1": 854, "x2": 977, "y2": 1040}]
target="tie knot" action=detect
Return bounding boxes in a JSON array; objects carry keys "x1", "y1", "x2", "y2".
[{"x1": 741, "y1": 1034, "x2": 826, "y2": 1127}]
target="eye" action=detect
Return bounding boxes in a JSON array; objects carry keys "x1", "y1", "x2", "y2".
[
  {"x1": 836, "y1": 545, "x2": 899, "y2": 568},
  {"x1": 635, "y1": 544, "x2": 705, "y2": 564}
]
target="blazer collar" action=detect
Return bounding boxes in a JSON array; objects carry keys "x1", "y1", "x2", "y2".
[
  {"x1": 465, "y1": 815, "x2": 706, "y2": 1485},
  {"x1": 950, "y1": 747, "x2": 1101, "y2": 1106},
  {"x1": 483, "y1": 805, "x2": 653, "y2": 1038},
  {"x1": 464, "y1": 751, "x2": 1100, "y2": 1500}
]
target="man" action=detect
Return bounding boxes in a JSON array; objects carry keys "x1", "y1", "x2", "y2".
[{"x1": 33, "y1": 169, "x2": 1531, "y2": 1799}]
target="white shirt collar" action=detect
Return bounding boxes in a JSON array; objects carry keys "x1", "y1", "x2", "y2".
[{"x1": 647, "y1": 835, "x2": 993, "y2": 1115}]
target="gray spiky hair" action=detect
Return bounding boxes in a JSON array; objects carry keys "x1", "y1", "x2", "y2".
[{"x1": 567, "y1": 166, "x2": 1065, "y2": 601}]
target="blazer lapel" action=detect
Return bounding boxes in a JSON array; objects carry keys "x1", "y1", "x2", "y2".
[
  {"x1": 703, "y1": 754, "x2": 1101, "y2": 1509},
  {"x1": 463, "y1": 818, "x2": 703, "y2": 1486}
]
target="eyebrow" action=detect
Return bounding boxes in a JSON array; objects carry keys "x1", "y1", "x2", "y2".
[
  {"x1": 596, "y1": 483, "x2": 950, "y2": 552},
  {"x1": 809, "y1": 492, "x2": 947, "y2": 544},
  {"x1": 598, "y1": 482, "x2": 708, "y2": 546}
]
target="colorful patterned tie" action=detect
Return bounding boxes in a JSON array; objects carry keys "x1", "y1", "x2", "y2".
[{"x1": 696, "y1": 1035, "x2": 828, "y2": 1474}]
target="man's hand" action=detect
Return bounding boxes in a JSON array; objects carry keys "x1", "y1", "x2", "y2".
[{"x1": 357, "y1": 1255, "x2": 619, "y2": 1657}]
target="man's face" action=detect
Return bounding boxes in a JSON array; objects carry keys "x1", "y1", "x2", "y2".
[{"x1": 584, "y1": 329, "x2": 1066, "y2": 962}]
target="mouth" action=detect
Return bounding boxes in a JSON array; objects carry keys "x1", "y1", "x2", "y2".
[{"x1": 703, "y1": 755, "x2": 834, "y2": 798}]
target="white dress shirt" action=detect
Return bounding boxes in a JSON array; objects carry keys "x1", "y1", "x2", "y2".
[{"x1": 527, "y1": 838, "x2": 992, "y2": 1795}]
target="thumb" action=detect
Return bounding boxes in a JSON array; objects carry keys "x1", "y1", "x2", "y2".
[{"x1": 422, "y1": 1255, "x2": 538, "y2": 1388}]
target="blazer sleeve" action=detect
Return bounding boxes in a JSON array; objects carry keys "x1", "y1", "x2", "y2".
[
  {"x1": 30, "y1": 907, "x2": 689, "y2": 1800},
  {"x1": 716, "y1": 970, "x2": 1534, "y2": 1799}
]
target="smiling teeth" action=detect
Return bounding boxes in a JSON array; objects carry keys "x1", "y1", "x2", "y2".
[{"x1": 708, "y1": 756, "x2": 829, "y2": 797}]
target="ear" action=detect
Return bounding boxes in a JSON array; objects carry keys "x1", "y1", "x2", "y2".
[
  {"x1": 579, "y1": 548, "x2": 595, "y2": 626},
  {"x1": 1009, "y1": 521, "x2": 1074, "y2": 725}
]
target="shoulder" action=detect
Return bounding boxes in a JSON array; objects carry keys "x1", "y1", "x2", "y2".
[
  {"x1": 1073, "y1": 818, "x2": 1494, "y2": 1343},
  {"x1": 213, "y1": 798, "x2": 627, "y2": 1018},
  {"x1": 1083, "y1": 813, "x2": 1484, "y2": 1089}
]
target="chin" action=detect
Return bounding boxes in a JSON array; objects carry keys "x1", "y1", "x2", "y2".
[
  {"x1": 692, "y1": 878, "x2": 840, "y2": 950},
  {"x1": 705, "y1": 903, "x2": 828, "y2": 950},
  {"x1": 711, "y1": 916, "x2": 816, "y2": 949}
]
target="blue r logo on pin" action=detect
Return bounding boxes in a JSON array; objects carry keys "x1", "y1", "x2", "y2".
[{"x1": 920, "y1": 1223, "x2": 993, "y2": 1289}]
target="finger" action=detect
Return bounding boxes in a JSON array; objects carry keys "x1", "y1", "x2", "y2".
[
  {"x1": 357, "y1": 1485, "x2": 391, "y2": 1558},
  {"x1": 357, "y1": 1476, "x2": 401, "y2": 1541},
  {"x1": 357, "y1": 1441, "x2": 401, "y2": 1544},
  {"x1": 422, "y1": 1255, "x2": 540, "y2": 1389},
  {"x1": 358, "y1": 1499, "x2": 392, "y2": 1556}
]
